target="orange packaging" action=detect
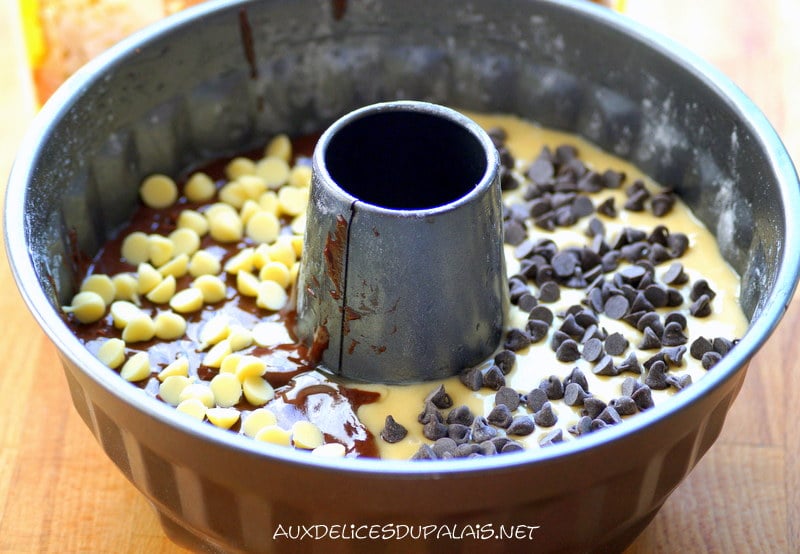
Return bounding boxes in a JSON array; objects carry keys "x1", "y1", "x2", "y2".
[{"x1": 19, "y1": 0, "x2": 204, "y2": 106}]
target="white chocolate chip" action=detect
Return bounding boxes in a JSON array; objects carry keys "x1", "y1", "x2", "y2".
[
  {"x1": 62, "y1": 291, "x2": 106, "y2": 324},
  {"x1": 210, "y1": 373, "x2": 242, "y2": 408},
  {"x1": 225, "y1": 157, "x2": 257, "y2": 180},
  {"x1": 110, "y1": 300, "x2": 143, "y2": 329},
  {"x1": 290, "y1": 235, "x2": 304, "y2": 257},
  {"x1": 238, "y1": 175, "x2": 267, "y2": 199},
  {"x1": 208, "y1": 209, "x2": 243, "y2": 243},
  {"x1": 256, "y1": 280, "x2": 289, "y2": 311},
  {"x1": 189, "y1": 249, "x2": 221, "y2": 277},
  {"x1": 228, "y1": 325, "x2": 253, "y2": 352},
  {"x1": 235, "y1": 355, "x2": 267, "y2": 380},
  {"x1": 169, "y1": 228, "x2": 201, "y2": 257},
  {"x1": 153, "y1": 311, "x2": 187, "y2": 340},
  {"x1": 199, "y1": 315, "x2": 231, "y2": 347},
  {"x1": 184, "y1": 171, "x2": 216, "y2": 203},
  {"x1": 97, "y1": 338, "x2": 126, "y2": 369},
  {"x1": 236, "y1": 270, "x2": 260, "y2": 297},
  {"x1": 121, "y1": 313, "x2": 156, "y2": 343},
  {"x1": 203, "y1": 339, "x2": 232, "y2": 368},
  {"x1": 80, "y1": 274, "x2": 115, "y2": 305},
  {"x1": 206, "y1": 407, "x2": 240, "y2": 430},
  {"x1": 121, "y1": 231, "x2": 150, "y2": 265},
  {"x1": 245, "y1": 211, "x2": 280, "y2": 244},
  {"x1": 255, "y1": 156, "x2": 290, "y2": 189},
  {"x1": 258, "y1": 190, "x2": 279, "y2": 214},
  {"x1": 242, "y1": 408, "x2": 278, "y2": 438},
  {"x1": 192, "y1": 274, "x2": 227, "y2": 304},
  {"x1": 119, "y1": 351, "x2": 151, "y2": 382},
  {"x1": 252, "y1": 321, "x2": 293, "y2": 347},
  {"x1": 265, "y1": 134, "x2": 292, "y2": 163},
  {"x1": 311, "y1": 443, "x2": 346, "y2": 458},
  {"x1": 137, "y1": 262, "x2": 163, "y2": 295},
  {"x1": 158, "y1": 356, "x2": 189, "y2": 381},
  {"x1": 145, "y1": 275, "x2": 176, "y2": 304},
  {"x1": 179, "y1": 383, "x2": 215, "y2": 408},
  {"x1": 219, "y1": 353, "x2": 242, "y2": 374},
  {"x1": 291, "y1": 420, "x2": 324, "y2": 450},
  {"x1": 218, "y1": 181, "x2": 249, "y2": 209},
  {"x1": 140, "y1": 174, "x2": 178, "y2": 209},
  {"x1": 288, "y1": 164, "x2": 312, "y2": 189},
  {"x1": 224, "y1": 247, "x2": 255, "y2": 274},
  {"x1": 158, "y1": 253, "x2": 190, "y2": 279},
  {"x1": 242, "y1": 376, "x2": 274, "y2": 406},
  {"x1": 259, "y1": 261, "x2": 291, "y2": 289},
  {"x1": 177, "y1": 209, "x2": 209, "y2": 236},
  {"x1": 268, "y1": 236, "x2": 297, "y2": 268},
  {"x1": 239, "y1": 199, "x2": 262, "y2": 225},
  {"x1": 111, "y1": 273, "x2": 139, "y2": 302},
  {"x1": 159, "y1": 375, "x2": 193, "y2": 405},
  {"x1": 169, "y1": 287, "x2": 204, "y2": 313},
  {"x1": 278, "y1": 185, "x2": 309, "y2": 217},
  {"x1": 254, "y1": 424, "x2": 291, "y2": 446},
  {"x1": 175, "y1": 398, "x2": 207, "y2": 421},
  {"x1": 252, "y1": 243, "x2": 272, "y2": 269},
  {"x1": 148, "y1": 234, "x2": 175, "y2": 268},
  {"x1": 290, "y1": 213, "x2": 307, "y2": 235}
]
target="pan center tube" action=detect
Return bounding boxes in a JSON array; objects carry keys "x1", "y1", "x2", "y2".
[{"x1": 295, "y1": 101, "x2": 508, "y2": 383}]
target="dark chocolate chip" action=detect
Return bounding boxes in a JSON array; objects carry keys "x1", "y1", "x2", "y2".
[
  {"x1": 471, "y1": 416, "x2": 497, "y2": 443},
  {"x1": 563, "y1": 367, "x2": 589, "y2": 392},
  {"x1": 662, "y1": 321, "x2": 688, "y2": 347},
  {"x1": 503, "y1": 219, "x2": 527, "y2": 246},
  {"x1": 556, "y1": 339, "x2": 581, "y2": 362},
  {"x1": 637, "y1": 312, "x2": 664, "y2": 336},
  {"x1": 648, "y1": 243, "x2": 673, "y2": 265},
  {"x1": 564, "y1": 382, "x2": 590, "y2": 406},
  {"x1": 459, "y1": 366, "x2": 483, "y2": 391},
  {"x1": 631, "y1": 385, "x2": 654, "y2": 410},
  {"x1": 446, "y1": 405, "x2": 474, "y2": 426},
  {"x1": 501, "y1": 441, "x2": 525, "y2": 454},
  {"x1": 644, "y1": 285, "x2": 669, "y2": 308},
  {"x1": 667, "y1": 233, "x2": 689, "y2": 257},
  {"x1": 418, "y1": 401, "x2": 443, "y2": 424},
  {"x1": 713, "y1": 337, "x2": 734, "y2": 356},
  {"x1": 380, "y1": 415, "x2": 408, "y2": 443},
  {"x1": 604, "y1": 332, "x2": 629, "y2": 357},
  {"x1": 448, "y1": 423, "x2": 471, "y2": 444},
  {"x1": 504, "y1": 328, "x2": 532, "y2": 351},
  {"x1": 602, "y1": 169, "x2": 625, "y2": 189},
  {"x1": 666, "y1": 373, "x2": 692, "y2": 391},
  {"x1": 689, "y1": 294, "x2": 712, "y2": 317},
  {"x1": 609, "y1": 395, "x2": 637, "y2": 416},
  {"x1": 586, "y1": 217, "x2": 606, "y2": 238},
  {"x1": 483, "y1": 365, "x2": 506, "y2": 391},
  {"x1": 582, "y1": 337, "x2": 604, "y2": 362},
  {"x1": 569, "y1": 415, "x2": 594, "y2": 436},
  {"x1": 540, "y1": 375, "x2": 565, "y2": 400},
  {"x1": 529, "y1": 305, "x2": 554, "y2": 325},
  {"x1": 593, "y1": 354, "x2": 618, "y2": 376},
  {"x1": 624, "y1": 189, "x2": 649, "y2": 211},
  {"x1": 582, "y1": 397, "x2": 607, "y2": 419},
  {"x1": 572, "y1": 195, "x2": 595, "y2": 217},
  {"x1": 662, "y1": 262, "x2": 689, "y2": 285},
  {"x1": 455, "y1": 443, "x2": 482, "y2": 458},
  {"x1": 539, "y1": 429, "x2": 564, "y2": 447},
  {"x1": 518, "y1": 293, "x2": 538, "y2": 312},
  {"x1": 432, "y1": 437, "x2": 458, "y2": 457},
  {"x1": 550, "y1": 329, "x2": 571, "y2": 351},
  {"x1": 597, "y1": 405, "x2": 623, "y2": 425},
  {"x1": 701, "y1": 351, "x2": 723, "y2": 369},
  {"x1": 507, "y1": 415, "x2": 536, "y2": 436},
  {"x1": 538, "y1": 281, "x2": 561, "y2": 303},
  {"x1": 494, "y1": 386, "x2": 520, "y2": 411},
  {"x1": 604, "y1": 294, "x2": 630, "y2": 319},
  {"x1": 526, "y1": 388, "x2": 549, "y2": 412},
  {"x1": 638, "y1": 327, "x2": 662, "y2": 350},
  {"x1": 526, "y1": 319, "x2": 550, "y2": 343},
  {"x1": 615, "y1": 351, "x2": 642, "y2": 375},
  {"x1": 488, "y1": 404, "x2": 514, "y2": 428},
  {"x1": 651, "y1": 192, "x2": 675, "y2": 217},
  {"x1": 423, "y1": 419, "x2": 449, "y2": 441},
  {"x1": 666, "y1": 288, "x2": 684, "y2": 307},
  {"x1": 665, "y1": 311, "x2": 688, "y2": 329},
  {"x1": 479, "y1": 440, "x2": 497, "y2": 456},
  {"x1": 597, "y1": 196, "x2": 617, "y2": 217},
  {"x1": 494, "y1": 349, "x2": 517, "y2": 374},
  {"x1": 621, "y1": 376, "x2": 642, "y2": 397},
  {"x1": 411, "y1": 444, "x2": 437, "y2": 460},
  {"x1": 425, "y1": 384, "x2": 453, "y2": 409},
  {"x1": 527, "y1": 155, "x2": 555, "y2": 185},
  {"x1": 690, "y1": 279, "x2": 717, "y2": 301},
  {"x1": 601, "y1": 250, "x2": 620, "y2": 272},
  {"x1": 690, "y1": 336, "x2": 714, "y2": 360},
  {"x1": 630, "y1": 291, "x2": 655, "y2": 314},
  {"x1": 533, "y1": 402, "x2": 558, "y2": 427},
  {"x1": 644, "y1": 360, "x2": 669, "y2": 390}
]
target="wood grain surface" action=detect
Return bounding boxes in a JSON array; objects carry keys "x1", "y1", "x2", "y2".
[{"x1": 1, "y1": 0, "x2": 797, "y2": 552}]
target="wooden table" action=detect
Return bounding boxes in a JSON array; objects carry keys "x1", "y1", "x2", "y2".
[{"x1": 1, "y1": 0, "x2": 797, "y2": 551}]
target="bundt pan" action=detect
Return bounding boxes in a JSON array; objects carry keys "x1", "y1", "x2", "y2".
[{"x1": 5, "y1": 0, "x2": 799, "y2": 552}]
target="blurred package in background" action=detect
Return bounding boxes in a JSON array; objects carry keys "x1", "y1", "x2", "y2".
[{"x1": 19, "y1": 0, "x2": 624, "y2": 107}]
